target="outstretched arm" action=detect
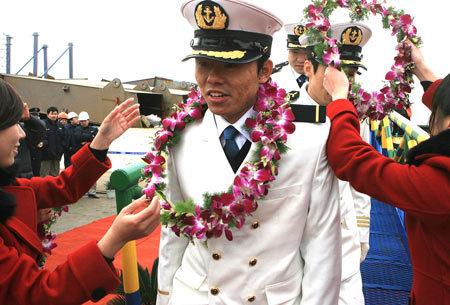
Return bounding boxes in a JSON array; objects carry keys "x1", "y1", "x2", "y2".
[{"x1": 91, "y1": 98, "x2": 140, "y2": 150}]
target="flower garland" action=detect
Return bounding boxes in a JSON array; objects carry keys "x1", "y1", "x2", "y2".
[
  {"x1": 304, "y1": 0, "x2": 421, "y2": 121},
  {"x1": 142, "y1": 82, "x2": 295, "y2": 243},
  {"x1": 37, "y1": 205, "x2": 69, "y2": 267}
]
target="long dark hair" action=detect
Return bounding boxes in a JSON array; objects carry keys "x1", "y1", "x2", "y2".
[
  {"x1": 429, "y1": 73, "x2": 450, "y2": 133},
  {"x1": 0, "y1": 79, "x2": 23, "y2": 222},
  {"x1": 0, "y1": 79, "x2": 23, "y2": 131}
]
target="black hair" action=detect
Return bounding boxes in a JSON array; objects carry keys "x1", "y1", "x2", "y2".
[
  {"x1": 0, "y1": 80, "x2": 21, "y2": 222},
  {"x1": 306, "y1": 46, "x2": 320, "y2": 73},
  {"x1": 0, "y1": 79, "x2": 23, "y2": 131},
  {"x1": 257, "y1": 56, "x2": 269, "y2": 74},
  {"x1": 429, "y1": 73, "x2": 450, "y2": 134},
  {"x1": 47, "y1": 106, "x2": 58, "y2": 114}
]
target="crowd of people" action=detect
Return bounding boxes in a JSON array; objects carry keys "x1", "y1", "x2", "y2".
[
  {"x1": 13, "y1": 105, "x2": 104, "y2": 199},
  {"x1": 0, "y1": 0, "x2": 449, "y2": 304}
]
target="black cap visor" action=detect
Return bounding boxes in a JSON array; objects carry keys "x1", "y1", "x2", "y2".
[{"x1": 183, "y1": 29, "x2": 272, "y2": 64}]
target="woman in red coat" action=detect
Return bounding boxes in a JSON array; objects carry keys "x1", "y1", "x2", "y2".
[
  {"x1": 0, "y1": 79, "x2": 160, "y2": 305},
  {"x1": 323, "y1": 45, "x2": 450, "y2": 304}
]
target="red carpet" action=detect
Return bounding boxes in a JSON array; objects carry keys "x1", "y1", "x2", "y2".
[{"x1": 45, "y1": 216, "x2": 161, "y2": 305}]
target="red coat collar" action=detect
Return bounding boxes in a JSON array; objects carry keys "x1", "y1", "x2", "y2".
[
  {"x1": 2, "y1": 185, "x2": 37, "y2": 231},
  {"x1": 5, "y1": 216, "x2": 43, "y2": 257},
  {"x1": 1, "y1": 185, "x2": 43, "y2": 258}
]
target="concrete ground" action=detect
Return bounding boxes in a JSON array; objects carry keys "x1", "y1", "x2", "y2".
[{"x1": 51, "y1": 172, "x2": 118, "y2": 235}]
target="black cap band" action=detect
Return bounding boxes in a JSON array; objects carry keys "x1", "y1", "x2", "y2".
[{"x1": 192, "y1": 29, "x2": 272, "y2": 55}]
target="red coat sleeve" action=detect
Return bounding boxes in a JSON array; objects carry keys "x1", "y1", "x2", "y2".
[
  {"x1": 326, "y1": 99, "x2": 450, "y2": 217},
  {"x1": 0, "y1": 237, "x2": 120, "y2": 305},
  {"x1": 17, "y1": 144, "x2": 111, "y2": 209}
]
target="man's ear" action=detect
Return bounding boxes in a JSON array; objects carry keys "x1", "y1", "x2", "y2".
[
  {"x1": 304, "y1": 60, "x2": 313, "y2": 78},
  {"x1": 259, "y1": 59, "x2": 273, "y2": 84}
]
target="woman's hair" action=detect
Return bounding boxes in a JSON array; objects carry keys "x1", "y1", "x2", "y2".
[
  {"x1": 0, "y1": 79, "x2": 23, "y2": 131},
  {"x1": 429, "y1": 73, "x2": 450, "y2": 133}
]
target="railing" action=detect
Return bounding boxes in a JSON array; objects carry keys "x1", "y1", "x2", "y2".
[
  {"x1": 370, "y1": 111, "x2": 430, "y2": 229},
  {"x1": 110, "y1": 161, "x2": 147, "y2": 305},
  {"x1": 370, "y1": 111, "x2": 429, "y2": 163}
]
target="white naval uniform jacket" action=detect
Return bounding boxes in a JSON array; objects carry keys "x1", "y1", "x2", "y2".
[
  {"x1": 157, "y1": 109, "x2": 341, "y2": 305},
  {"x1": 295, "y1": 89, "x2": 371, "y2": 280},
  {"x1": 271, "y1": 65, "x2": 306, "y2": 97}
]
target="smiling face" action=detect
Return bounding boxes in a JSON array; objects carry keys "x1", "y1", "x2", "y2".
[
  {"x1": 288, "y1": 49, "x2": 307, "y2": 74},
  {"x1": 0, "y1": 124, "x2": 25, "y2": 167},
  {"x1": 194, "y1": 58, "x2": 272, "y2": 123}
]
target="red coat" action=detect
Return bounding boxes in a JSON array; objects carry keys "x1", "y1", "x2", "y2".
[
  {"x1": 0, "y1": 144, "x2": 120, "y2": 305},
  {"x1": 326, "y1": 80, "x2": 450, "y2": 304}
]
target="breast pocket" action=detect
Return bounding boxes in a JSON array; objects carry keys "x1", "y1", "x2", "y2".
[
  {"x1": 265, "y1": 272, "x2": 302, "y2": 305},
  {"x1": 263, "y1": 184, "x2": 303, "y2": 201}
]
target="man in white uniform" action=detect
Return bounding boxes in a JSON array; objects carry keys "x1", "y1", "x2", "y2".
[
  {"x1": 271, "y1": 22, "x2": 309, "y2": 103},
  {"x1": 156, "y1": 1, "x2": 342, "y2": 304},
  {"x1": 297, "y1": 22, "x2": 372, "y2": 305}
]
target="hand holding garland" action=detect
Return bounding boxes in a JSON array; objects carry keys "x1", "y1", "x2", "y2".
[
  {"x1": 406, "y1": 39, "x2": 437, "y2": 83},
  {"x1": 97, "y1": 196, "x2": 160, "y2": 260},
  {"x1": 324, "y1": 66, "x2": 350, "y2": 101},
  {"x1": 304, "y1": 0, "x2": 422, "y2": 120}
]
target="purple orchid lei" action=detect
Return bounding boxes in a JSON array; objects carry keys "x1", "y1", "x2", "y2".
[
  {"x1": 142, "y1": 82, "x2": 295, "y2": 243},
  {"x1": 304, "y1": 0, "x2": 421, "y2": 121}
]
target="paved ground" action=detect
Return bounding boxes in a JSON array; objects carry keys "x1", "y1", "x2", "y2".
[{"x1": 51, "y1": 172, "x2": 119, "y2": 234}]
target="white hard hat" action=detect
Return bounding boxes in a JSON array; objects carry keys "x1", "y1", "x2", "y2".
[
  {"x1": 68, "y1": 112, "x2": 78, "y2": 120},
  {"x1": 78, "y1": 111, "x2": 90, "y2": 121}
]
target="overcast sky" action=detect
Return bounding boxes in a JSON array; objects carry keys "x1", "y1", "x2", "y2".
[{"x1": 1, "y1": 0, "x2": 449, "y2": 124}]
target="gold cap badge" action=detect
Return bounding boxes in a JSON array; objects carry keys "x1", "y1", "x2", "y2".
[
  {"x1": 195, "y1": 1, "x2": 228, "y2": 30},
  {"x1": 294, "y1": 25, "x2": 306, "y2": 36},
  {"x1": 341, "y1": 26, "x2": 363, "y2": 46}
]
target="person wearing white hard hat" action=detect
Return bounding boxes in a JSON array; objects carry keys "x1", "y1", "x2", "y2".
[
  {"x1": 64, "y1": 112, "x2": 79, "y2": 168},
  {"x1": 68, "y1": 111, "x2": 79, "y2": 124},
  {"x1": 74, "y1": 111, "x2": 100, "y2": 198},
  {"x1": 155, "y1": 1, "x2": 341, "y2": 304},
  {"x1": 271, "y1": 21, "x2": 309, "y2": 103},
  {"x1": 296, "y1": 22, "x2": 372, "y2": 305}
]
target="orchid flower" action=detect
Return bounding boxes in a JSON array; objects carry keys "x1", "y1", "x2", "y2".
[
  {"x1": 162, "y1": 112, "x2": 187, "y2": 131},
  {"x1": 323, "y1": 46, "x2": 341, "y2": 67}
]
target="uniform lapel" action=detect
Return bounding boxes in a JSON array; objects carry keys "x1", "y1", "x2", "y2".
[
  {"x1": 199, "y1": 110, "x2": 235, "y2": 182},
  {"x1": 199, "y1": 110, "x2": 258, "y2": 177}
]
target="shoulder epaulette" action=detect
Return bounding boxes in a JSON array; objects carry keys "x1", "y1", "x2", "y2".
[
  {"x1": 271, "y1": 61, "x2": 289, "y2": 74},
  {"x1": 286, "y1": 90, "x2": 300, "y2": 102},
  {"x1": 290, "y1": 104, "x2": 327, "y2": 123}
]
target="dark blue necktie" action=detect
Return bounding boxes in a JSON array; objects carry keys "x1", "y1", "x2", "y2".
[
  {"x1": 296, "y1": 74, "x2": 308, "y2": 88},
  {"x1": 223, "y1": 125, "x2": 240, "y2": 159}
]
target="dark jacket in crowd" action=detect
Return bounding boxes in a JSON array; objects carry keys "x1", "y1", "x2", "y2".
[
  {"x1": 41, "y1": 118, "x2": 66, "y2": 161},
  {"x1": 64, "y1": 123, "x2": 78, "y2": 168},
  {"x1": 15, "y1": 117, "x2": 46, "y2": 178},
  {"x1": 74, "y1": 125, "x2": 98, "y2": 152}
]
